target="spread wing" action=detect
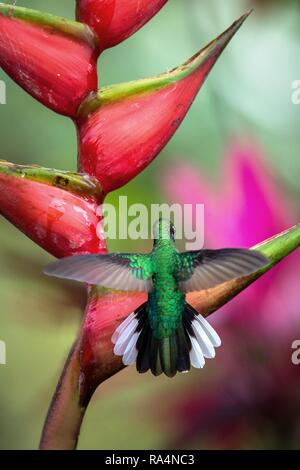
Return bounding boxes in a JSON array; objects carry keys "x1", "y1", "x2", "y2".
[
  {"x1": 44, "y1": 253, "x2": 153, "y2": 292},
  {"x1": 176, "y1": 249, "x2": 269, "y2": 293}
]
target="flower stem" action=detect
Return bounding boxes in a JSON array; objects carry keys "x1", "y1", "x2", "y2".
[{"x1": 39, "y1": 340, "x2": 87, "y2": 450}]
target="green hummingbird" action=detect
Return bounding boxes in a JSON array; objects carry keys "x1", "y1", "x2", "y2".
[{"x1": 44, "y1": 218, "x2": 269, "y2": 377}]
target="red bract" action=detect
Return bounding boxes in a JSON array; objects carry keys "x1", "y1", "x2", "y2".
[
  {"x1": 0, "y1": 4, "x2": 99, "y2": 117},
  {"x1": 76, "y1": 13, "x2": 249, "y2": 194},
  {"x1": 76, "y1": 0, "x2": 168, "y2": 48},
  {"x1": 0, "y1": 161, "x2": 105, "y2": 258},
  {"x1": 80, "y1": 288, "x2": 147, "y2": 392}
]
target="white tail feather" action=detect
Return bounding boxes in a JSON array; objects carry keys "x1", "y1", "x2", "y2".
[
  {"x1": 190, "y1": 336, "x2": 205, "y2": 368},
  {"x1": 123, "y1": 332, "x2": 139, "y2": 365},
  {"x1": 112, "y1": 310, "x2": 221, "y2": 372},
  {"x1": 188, "y1": 314, "x2": 221, "y2": 368},
  {"x1": 111, "y1": 312, "x2": 136, "y2": 344},
  {"x1": 113, "y1": 317, "x2": 139, "y2": 356},
  {"x1": 192, "y1": 320, "x2": 216, "y2": 359},
  {"x1": 194, "y1": 314, "x2": 221, "y2": 347}
]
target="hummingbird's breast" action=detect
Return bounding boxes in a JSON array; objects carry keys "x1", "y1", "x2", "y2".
[{"x1": 149, "y1": 244, "x2": 185, "y2": 339}]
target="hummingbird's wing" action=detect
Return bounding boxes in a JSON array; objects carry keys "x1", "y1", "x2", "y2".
[
  {"x1": 176, "y1": 249, "x2": 269, "y2": 293},
  {"x1": 44, "y1": 253, "x2": 153, "y2": 292}
]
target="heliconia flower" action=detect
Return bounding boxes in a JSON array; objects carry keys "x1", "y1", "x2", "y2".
[
  {"x1": 0, "y1": 161, "x2": 105, "y2": 258},
  {"x1": 76, "y1": 0, "x2": 168, "y2": 49},
  {"x1": 76, "y1": 13, "x2": 250, "y2": 194},
  {"x1": 0, "y1": 4, "x2": 99, "y2": 117},
  {"x1": 163, "y1": 140, "x2": 300, "y2": 337}
]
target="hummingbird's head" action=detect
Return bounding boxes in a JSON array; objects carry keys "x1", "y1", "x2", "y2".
[{"x1": 153, "y1": 218, "x2": 176, "y2": 242}]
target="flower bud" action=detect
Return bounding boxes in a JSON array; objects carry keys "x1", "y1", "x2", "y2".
[
  {"x1": 0, "y1": 161, "x2": 105, "y2": 258},
  {"x1": 76, "y1": 13, "x2": 250, "y2": 194},
  {"x1": 0, "y1": 4, "x2": 99, "y2": 117},
  {"x1": 76, "y1": 0, "x2": 168, "y2": 49}
]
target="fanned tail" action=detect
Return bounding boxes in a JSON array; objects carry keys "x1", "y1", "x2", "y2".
[{"x1": 111, "y1": 302, "x2": 221, "y2": 377}]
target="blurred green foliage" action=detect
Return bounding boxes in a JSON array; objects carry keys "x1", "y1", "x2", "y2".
[{"x1": 0, "y1": 0, "x2": 300, "y2": 449}]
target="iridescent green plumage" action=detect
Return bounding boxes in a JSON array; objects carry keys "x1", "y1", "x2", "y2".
[
  {"x1": 148, "y1": 234, "x2": 185, "y2": 340},
  {"x1": 44, "y1": 218, "x2": 269, "y2": 377}
]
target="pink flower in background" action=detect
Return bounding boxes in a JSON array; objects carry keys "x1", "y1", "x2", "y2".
[
  {"x1": 164, "y1": 140, "x2": 300, "y2": 338},
  {"x1": 159, "y1": 140, "x2": 300, "y2": 449}
]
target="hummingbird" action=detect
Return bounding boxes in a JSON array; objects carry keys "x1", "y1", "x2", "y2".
[{"x1": 44, "y1": 218, "x2": 269, "y2": 377}]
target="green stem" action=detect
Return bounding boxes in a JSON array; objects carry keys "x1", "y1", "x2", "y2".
[
  {"x1": 39, "y1": 340, "x2": 87, "y2": 450},
  {"x1": 0, "y1": 2, "x2": 98, "y2": 48},
  {"x1": 254, "y1": 224, "x2": 300, "y2": 265},
  {"x1": 0, "y1": 160, "x2": 103, "y2": 199}
]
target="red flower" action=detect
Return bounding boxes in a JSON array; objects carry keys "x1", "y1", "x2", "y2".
[
  {"x1": 0, "y1": 4, "x2": 99, "y2": 117},
  {"x1": 0, "y1": 161, "x2": 105, "y2": 258},
  {"x1": 76, "y1": 13, "x2": 249, "y2": 194},
  {"x1": 76, "y1": 0, "x2": 168, "y2": 48}
]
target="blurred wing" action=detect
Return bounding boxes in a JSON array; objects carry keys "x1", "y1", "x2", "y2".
[
  {"x1": 177, "y1": 249, "x2": 269, "y2": 293},
  {"x1": 44, "y1": 253, "x2": 153, "y2": 292}
]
